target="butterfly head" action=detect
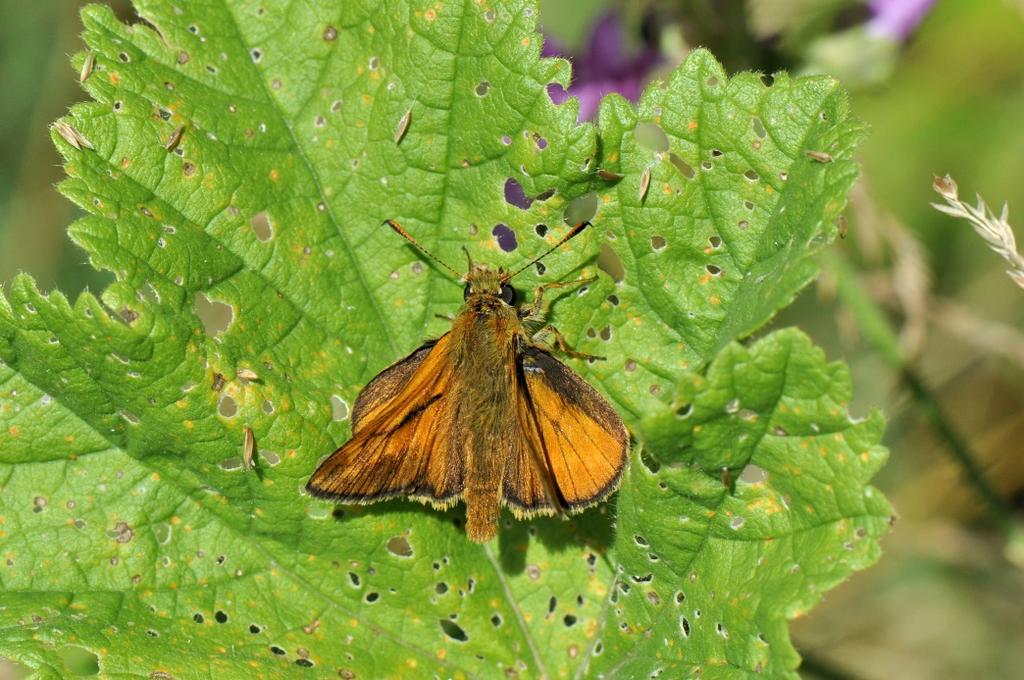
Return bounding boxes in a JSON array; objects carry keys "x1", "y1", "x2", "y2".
[
  {"x1": 383, "y1": 218, "x2": 591, "y2": 310},
  {"x1": 463, "y1": 262, "x2": 516, "y2": 306}
]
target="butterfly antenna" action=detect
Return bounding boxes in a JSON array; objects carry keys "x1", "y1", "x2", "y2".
[
  {"x1": 384, "y1": 219, "x2": 463, "y2": 279},
  {"x1": 507, "y1": 221, "x2": 592, "y2": 280}
]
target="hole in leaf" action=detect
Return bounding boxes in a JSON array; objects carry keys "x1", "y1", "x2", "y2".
[
  {"x1": 218, "y1": 395, "x2": 238, "y2": 418},
  {"x1": 598, "y1": 243, "x2": 625, "y2": 283},
  {"x1": 215, "y1": 610, "x2": 228, "y2": 623},
  {"x1": 365, "y1": 592, "x2": 380, "y2": 603},
  {"x1": 270, "y1": 646, "x2": 286, "y2": 655},
  {"x1": 650, "y1": 236, "x2": 667, "y2": 251},
  {"x1": 260, "y1": 450, "x2": 281, "y2": 466},
  {"x1": 739, "y1": 464, "x2": 768, "y2": 483},
  {"x1": 249, "y1": 624, "x2": 261, "y2": 633},
  {"x1": 706, "y1": 264, "x2": 721, "y2": 276},
  {"x1": 563, "y1": 192, "x2": 598, "y2": 225},
  {"x1": 640, "y1": 449, "x2": 661, "y2": 473},
  {"x1": 752, "y1": 117, "x2": 767, "y2": 138},
  {"x1": 563, "y1": 614, "x2": 577, "y2": 627},
  {"x1": 504, "y1": 178, "x2": 532, "y2": 210},
  {"x1": 195, "y1": 294, "x2": 233, "y2": 335},
  {"x1": 439, "y1": 619, "x2": 469, "y2": 642},
  {"x1": 546, "y1": 82, "x2": 568, "y2": 104},
  {"x1": 492, "y1": 224, "x2": 518, "y2": 252},
  {"x1": 475, "y1": 81, "x2": 490, "y2": 96},
  {"x1": 219, "y1": 458, "x2": 243, "y2": 471},
  {"x1": 331, "y1": 395, "x2": 349, "y2": 421},
  {"x1": 386, "y1": 536, "x2": 413, "y2": 557},
  {"x1": 634, "y1": 122, "x2": 669, "y2": 152},
  {"x1": 251, "y1": 212, "x2": 273, "y2": 241}
]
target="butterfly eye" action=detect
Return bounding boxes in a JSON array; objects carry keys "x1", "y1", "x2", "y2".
[
  {"x1": 463, "y1": 284, "x2": 472, "y2": 300},
  {"x1": 500, "y1": 283, "x2": 516, "y2": 305}
]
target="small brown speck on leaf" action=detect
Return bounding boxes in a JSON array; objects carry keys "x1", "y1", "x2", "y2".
[
  {"x1": 638, "y1": 166, "x2": 652, "y2": 202},
  {"x1": 394, "y1": 108, "x2": 412, "y2": 144},
  {"x1": 165, "y1": 126, "x2": 185, "y2": 152},
  {"x1": 243, "y1": 426, "x2": 255, "y2": 470},
  {"x1": 54, "y1": 121, "x2": 93, "y2": 150},
  {"x1": 80, "y1": 52, "x2": 95, "y2": 82}
]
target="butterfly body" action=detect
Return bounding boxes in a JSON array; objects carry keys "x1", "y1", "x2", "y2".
[{"x1": 306, "y1": 223, "x2": 629, "y2": 542}]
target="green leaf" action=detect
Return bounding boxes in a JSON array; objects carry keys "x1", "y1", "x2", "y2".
[
  {"x1": 592, "y1": 329, "x2": 892, "y2": 678},
  {"x1": 0, "y1": 1, "x2": 888, "y2": 677}
]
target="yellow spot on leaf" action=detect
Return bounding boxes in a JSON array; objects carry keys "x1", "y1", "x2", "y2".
[{"x1": 8, "y1": 426, "x2": 19, "y2": 437}]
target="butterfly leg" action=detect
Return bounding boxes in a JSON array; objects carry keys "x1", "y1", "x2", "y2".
[
  {"x1": 523, "y1": 276, "x2": 597, "y2": 320},
  {"x1": 532, "y1": 324, "x2": 605, "y2": 362}
]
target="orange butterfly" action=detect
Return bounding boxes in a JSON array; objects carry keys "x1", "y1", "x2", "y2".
[{"x1": 306, "y1": 220, "x2": 628, "y2": 542}]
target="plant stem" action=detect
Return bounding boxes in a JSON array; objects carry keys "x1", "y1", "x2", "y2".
[{"x1": 823, "y1": 251, "x2": 1021, "y2": 544}]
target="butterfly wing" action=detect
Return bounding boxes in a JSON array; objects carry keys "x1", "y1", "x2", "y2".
[
  {"x1": 306, "y1": 333, "x2": 464, "y2": 506},
  {"x1": 505, "y1": 345, "x2": 629, "y2": 515}
]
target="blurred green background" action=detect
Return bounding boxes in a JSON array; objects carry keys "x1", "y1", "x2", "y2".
[{"x1": 2, "y1": 1, "x2": 1022, "y2": 678}]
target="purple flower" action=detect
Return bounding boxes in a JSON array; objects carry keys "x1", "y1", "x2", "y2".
[
  {"x1": 867, "y1": 0, "x2": 936, "y2": 41},
  {"x1": 543, "y1": 13, "x2": 661, "y2": 121}
]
